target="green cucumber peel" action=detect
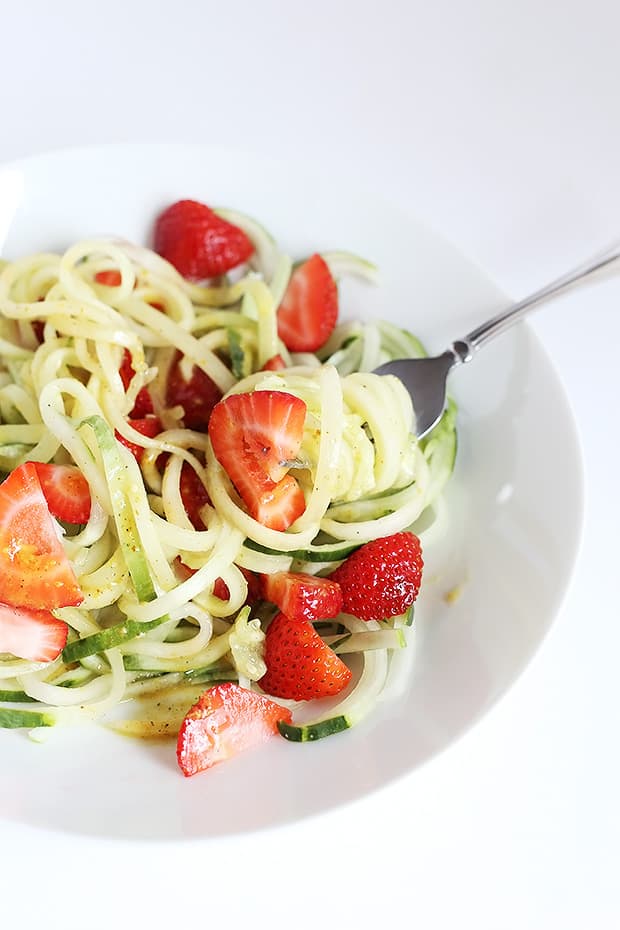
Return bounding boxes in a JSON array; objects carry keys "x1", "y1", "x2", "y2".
[
  {"x1": 244, "y1": 538, "x2": 360, "y2": 563},
  {"x1": 0, "y1": 706, "x2": 56, "y2": 729},
  {"x1": 278, "y1": 715, "x2": 351, "y2": 742},
  {"x1": 227, "y1": 328, "x2": 251, "y2": 379},
  {"x1": 0, "y1": 689, "x2": 37, "y2": 703},
  {"x1": 62, "y1": 615, "x2": 167, "y2": 663},
  {"x1": 79, "y1": 415, "x2": 155, "y2": 603}
]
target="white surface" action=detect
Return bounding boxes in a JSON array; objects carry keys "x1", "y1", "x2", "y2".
[{"x1": 1, "y1": 1, "x2": 618, "y2": 927}]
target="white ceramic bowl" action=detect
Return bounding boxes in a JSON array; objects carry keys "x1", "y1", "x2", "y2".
[{"x1": 0, "y1": 144, "x2": 584, "y2": 840}]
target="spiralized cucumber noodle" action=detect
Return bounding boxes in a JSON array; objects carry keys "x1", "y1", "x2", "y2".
[{"x1": 0, "y1": 209, "x2": 456, "y2": 739}]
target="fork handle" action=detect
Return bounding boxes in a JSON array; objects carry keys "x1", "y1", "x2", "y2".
[{"x1": 453, "y1": 239, "x2": 620, "y2": 361}]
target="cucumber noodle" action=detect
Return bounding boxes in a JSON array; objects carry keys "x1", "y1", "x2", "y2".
[{"x1": 0, "y1": 210, "x2": 456, "y2": 740}]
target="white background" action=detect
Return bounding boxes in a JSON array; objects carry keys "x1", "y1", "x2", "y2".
[{"x1": 1, "y1": 1, "x2": 619, "y2": 926}]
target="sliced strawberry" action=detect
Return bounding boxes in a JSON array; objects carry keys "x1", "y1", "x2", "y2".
[
  {"x1": 0, "y1": 601, "x2": 68, "y2": 662},
  {"x1": 209, "y1": 391, "x2": 306, "y2": 484},
  {"x1": 154, "y1": 199, "x2": 255, "y2": 281},
  {"x1": 166, "y1": 351, "x2": 223, "y2": 431},
  {"x1": 115, "y1": 417, "x2": 162, "y2": 461},
  {"x1": 94, "y1": 269, "x2": 122, "y2": 286},
  {"x1": 178, "y1": 561, "x2": 260, "y2": 606},
  {"x1": 32, "y1": 319, "x2": 46, "y2": 344},
  {"x1": 211, "y1": 567, "x2": 261, "y2": 604},
  {"x1": 259, "y1": 612, "x2": 352, "y2": 701},
  {"x1": 208, "y1": 391, "x2": 307, "y2": 531},
  {"x1": 277, "y1": 254, "x2": 338, "y2": 352},
  {"x1": 176, "y1": 681, "x2": 291, "y2": 776},
  {"x1": 260, "y1": 571, "x2": 342, "y2": 623},
  {"x1": 179, "y1": 462, "x2": 211, "y2": 530},
  {"x1": 252, "y1": 476, "x2": 306, "y2": 531},
  {"x1": 119, "y1": 349, "x2": 154, "y2": 417},
  {"x1": 329, "y1": 532, "x2": 424, "y2": 621},
  {"x1": 262, "y1": 353, "x2": 286, "y2": 371},
  {"x1": 32, "y1": 463, "x2": 91, "y2": 525},
  {"x1": 0, "y1": 463, "x2": 83, "y2": 609}
]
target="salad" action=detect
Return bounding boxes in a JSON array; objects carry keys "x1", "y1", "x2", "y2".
[{"x1": 0, "y1": 198, "x2": 456, "y2": 776}]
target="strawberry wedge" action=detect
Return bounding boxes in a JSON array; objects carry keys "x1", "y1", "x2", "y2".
[
  {"x1": 0, "y1": 601, "x2": 68, "y2": 662},
  {"x1": 176, "y1": 682, "x2": 291, "y2": 777},
  {"x1": 261, "y1": 571, "x2": 343, "y2": 623},
  {"x1": 277, "y1": 254, "x2": 338, "y2": 352},
  {"x1": 208, "y1": 390, "x2": 307, "y2": 531},
  {"x1": 33, "y1": 462, "x2": 92, "y2": 525},
  {"x1": 0, "y1": 462, "x2": 83, "y2": 609},
  {"x1": 259, "y1": 613, "x2": 352, "y2": 701}
]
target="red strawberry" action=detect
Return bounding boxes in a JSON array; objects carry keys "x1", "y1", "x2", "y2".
[
  {"x1": 31, "y1": 319, "x2": 46, "y2": 344},
  {"x1": 119, "y1": 349, "x2": 154, "y2": 417},
  {"x1": 175, "y1": 560, "x2": 260, "y2": 606},
  {"x1": 165, "y1": 351, "x2": 223, "y2": 431},
  {"x1": 213, "y1": 567, "x2": 261, "y2": 604},
  {"x1": 176, "y1": 682, "x2": 291, "y2": 776},
  {"x1": 154, "y1": 199, "x2": 255, "y2": 281},
  {"x1": 0, "y1": 601, "x2": 68, "y2": 662},
  {"x1": 262, "y1": 353, "x2": 286, "y2": 371},
  {"x1": 94, "y1": 269, "x2": 122, "y2": 286},
  {"x1": 179, "y1": 462, "x2": 211, "y2": 530},
  {"x1": 259, "y1": 612, "x2": 352, "y2": 701},
  {"x1": 0, "y1": 462, "x2": 83, "y2": 610},
  {"x1": 115, "y1": 417, "x2": 162, "y2": 461},
  {"x1": 277, "y1": 254, "x2": 338, "y2": 352},
  {"x1": 260, "y1": 571, "x2": 342, "y2": 623},
  {"x1": 33, "y1": 463, "x2": 91, "y2": 525},
  {"x1": 208, "y1": 391, "x2": 306, "y2": 531},
  {"x1": 330, "y1": 532, "x2": 424, "y2": 621}
]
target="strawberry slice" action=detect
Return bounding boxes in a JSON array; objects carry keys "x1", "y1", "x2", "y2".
[
  {"x1": 165, "y1": 351, "x2": 223, "y2": 431},
  {"x1": 329, "y1": 532, "x2": 424, "y2": 621},
  {"x1": 0, "y1": 463, "x2": 83, "y2": 609},
  {"x1": 209, "y1": 391, "x2": 306, "y2": 484},
  {"x1": 213, "y1": 567, "x2": 261, "y2": 604},
  {"x1": 259, "y1": 612, "x2": 352, "y2": 701},
  {"x1": 176, "y1": 682, "x2": 291, "y2": 776},
  {"x1": 115, "y1": 417, "x2": 162, "y2": 461},
  {"x1": 94, "y1": 269, "x2": 122, "y2": 286},
  {"x1": 208, "y1": 391, "x2": 307, "y2": 531},
  {"x1": 154, "y1": 199, "x2": 255, "y2": 281},
  {"x1": 277, "y1": 254, "x2": 338, "y2": 352},
  {"x1": 119, "y1": 349, "x2": 154, "y2": 417},
  {"x1": 261, "y1": 353, "x2": 286, "y2": 371},
  {"x1": 32, "y1": 463, "x2": 92, "y2": 525},
  {"x1": 0, "y1": 601, "x2": 68, "y2": 662},
  {"x1": 260, "y1": 571, "x2": 342, "y2": 623},
  {"x1": 179, "y1": 463, "x2": 211, "y2": 530},
  {"x1": 176, "y1": 558, "x2": 260, "y2": 606}
]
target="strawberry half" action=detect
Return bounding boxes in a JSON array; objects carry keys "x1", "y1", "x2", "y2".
[
  {"x1": 261, "y1": 353, "x2": 286, "y2": 372},
  {"x1": 176, "y1": 681, "x2": 291, "y2": 777},
  {"x1": 261, "y1": 571, "x2": 342, "y2": 623},
  {"x1": 329, "y1": 531, "x2": 424, "y2": 621},
  {"x1": 277, "y1": 254, "x2": 338, "y2": 352},
  {"x1": 208, "y1": 391, "x2": 307, "y2": 531},
  {"x1": 33, "y1": 463, "x2": 91, "y2": 525},
  {"x1": 119, "y1": 349, "x2": 154, "y2": 418},
  {"x1": 0, "y1": 601, "x2": 68, "y2": 662},
  {"x1": 154, "y1": 199, "x2": 255, "y2": 280},
  {"x1": 165, "y1": 351, "x2": 223, "y2": 431},
  {"x1": 179, "y1": 462, "x2": 211, "y2": 530},
  {"x1": 115, "y1": 417, "x2": 162, "y2": 461},
  {"x1": 259, "y1": 612, "x2": 352, "y2": 701},
  {"x1": 94, "y1": 269, "x2": 122, "y2": 287}
]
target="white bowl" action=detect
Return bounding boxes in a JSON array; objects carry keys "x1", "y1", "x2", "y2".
[{"x1": 0, "y1": 144, "x2": 584, "y2": 840}]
